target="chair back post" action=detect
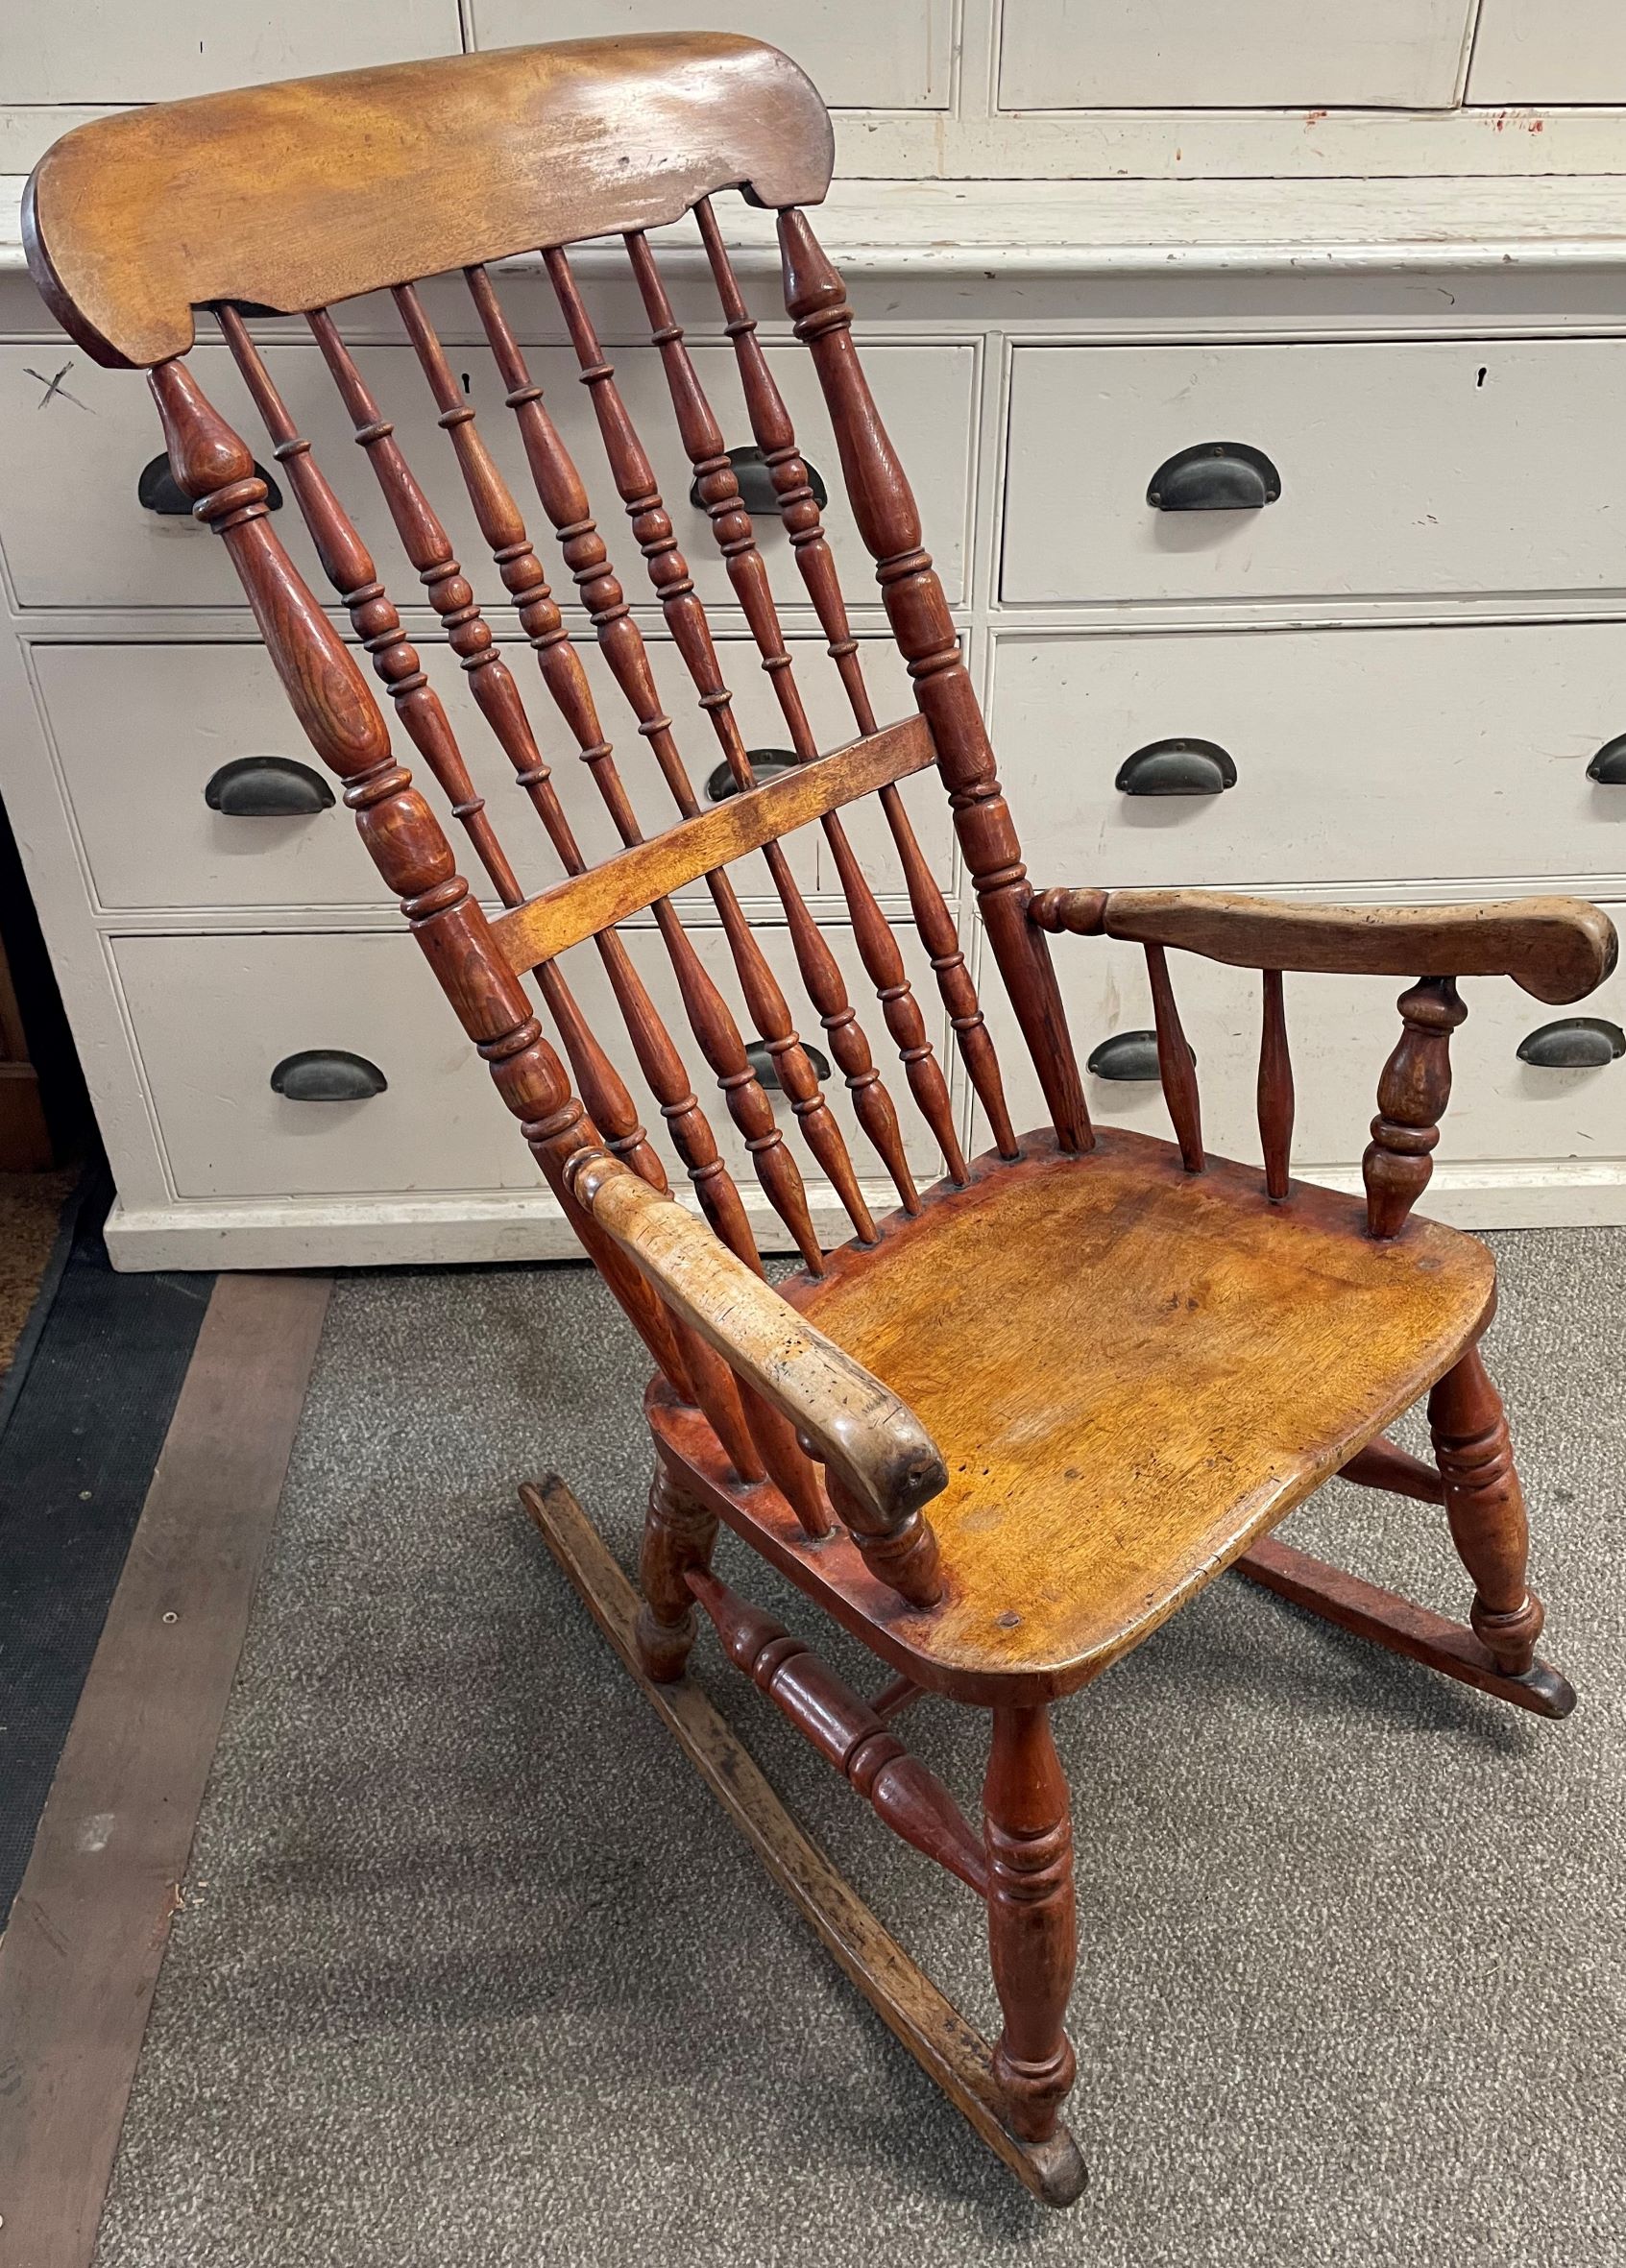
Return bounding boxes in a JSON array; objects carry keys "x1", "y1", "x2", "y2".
[{"x1": 777, "y1": 208, "x2": 1091, "y2": 1158}]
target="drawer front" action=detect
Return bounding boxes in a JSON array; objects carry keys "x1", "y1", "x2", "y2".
[
  {"x1": 114, "y1": 931, "x2": 530, "y2": 1200},
  {"x1": 7, "y1": 0, "x2": 458, "y2": 103},
  {"x1": 1002, "y1": 340, "x2": 1626, "y2": 608},
  {"x1": 36, "y1": 635, "x2": 948, "y2": 913},
  {"x1": 989, "y1": 622, "x2": 1626, "y2": 893},
  {"x1": 978, "y1": 907, "x2": 1626, "y2": 1174},
  {"x1": 0, "y1": 338, "x2": 973, "y2": 612},
  {"x1": 549, "y1": 919, "x2": 956, "y2": 1195},
  {"x1": 1467, "y1": 2, "x2": 1626, "y2": 103},
  {"x1": 470, "y1": 0, "x2": 953, "y2": 109},
  {"x1": 998, "y1": 0, "x2": 1472, "y2": 109}
]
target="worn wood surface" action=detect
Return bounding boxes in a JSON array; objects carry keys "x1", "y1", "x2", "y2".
[
  {"x1": 0, "y1": 1273, "x2": 330, "y2": 2268},
  {"x1": 1428, "y1": 1343, "x2": 1544, "y2": 1675},
  {"x1": 489, "y1": 717, "x2": 936, "y2": 975},
  {"x1": 757, "y1": 1128, "x2": 1492, "y2": 1699},
  {"x1": 23, "y1": 36, "x2": 833, "y2": 368},
  {"x1": 1236, "y1": 1533, "x2": 1575, "y2": 1719},
  {"x1": 1094, "y1": 888, "x2": 1618, "y2": 1004},
  {"x1": 567, "y1": 1147, "x2": 947, "y2": 1604},
  {"x1": 518, "y1": 1475, "x2": 1087, "y2": 2208}
]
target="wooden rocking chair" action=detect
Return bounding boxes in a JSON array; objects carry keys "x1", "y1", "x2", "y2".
[{"x1": 24, "y1": 36, "x2": 1615, "y2": 2207}]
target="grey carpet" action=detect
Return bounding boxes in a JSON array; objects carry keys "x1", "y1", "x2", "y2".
[{"x1": 93, "y1": 1230, "x2": 1626, "y2": 2267}]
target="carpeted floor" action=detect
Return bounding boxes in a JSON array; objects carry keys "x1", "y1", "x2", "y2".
[
  {"x1": 0, "y1": 1166, "x2": 78, "y2": 1382},
  {"x1": 93, "y1": 1230, "x2": 1626, "y2": 2267}
]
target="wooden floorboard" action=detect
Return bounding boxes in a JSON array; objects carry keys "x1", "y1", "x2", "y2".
[{"x1": 0, "y1": 1271, "x2": 331, "y2": 2268}]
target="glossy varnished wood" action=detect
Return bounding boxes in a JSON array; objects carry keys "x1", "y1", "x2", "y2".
[
  {"x1": 23, "y1": 36, "x2": 833, "y2": 369},
  {"x1": 519, "y1": 1476, "x2": 1087, "y2": 2208}
]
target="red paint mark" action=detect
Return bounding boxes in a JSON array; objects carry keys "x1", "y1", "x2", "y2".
[
  {"x1": 1304, "y1": 108, "x2": 1327, "y2": 126},
  {"x1": 1529, "y1": 117, "x2": 1546, "y2": 133}
]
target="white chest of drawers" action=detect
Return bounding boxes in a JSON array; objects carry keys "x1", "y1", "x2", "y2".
[{"x1": 4, "y1": 176, "x2": 1626, "y2": 1267}]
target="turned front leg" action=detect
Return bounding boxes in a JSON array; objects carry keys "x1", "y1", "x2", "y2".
[
  {"x1": 983, "y1": 1704, "x2": 1078, "y2": 2143},
  {"x1": 636, "y1": 1458, "x2": 719, "y2": 1683},
  {"x1": 1427, "y1": 1345, "x2": 1544, "y2": 1676}
]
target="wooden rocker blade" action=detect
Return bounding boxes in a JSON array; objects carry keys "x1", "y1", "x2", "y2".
[
  {"x1": 518, "y1": 1474, "x2": 1089, "y2": 2209},
  {"x1": 1235, "y1": 1534, "x2": 1577, "y2": 1720}
]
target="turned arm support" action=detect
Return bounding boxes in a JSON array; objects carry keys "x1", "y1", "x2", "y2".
[
  {"x1": 1031, "y1": 884, "x2": 1617, "y2": 1239},
  {"x1": 1029, "y1": 887, "x2": 1617, "y2": 1004},
  {"x1": 567, "y1": 1148, "x2": 949, "y2": 1575}
]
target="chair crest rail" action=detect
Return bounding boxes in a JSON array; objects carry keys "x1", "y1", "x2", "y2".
[{"x1": 22, "y1": 36, "x2": 833, "y2": 369}]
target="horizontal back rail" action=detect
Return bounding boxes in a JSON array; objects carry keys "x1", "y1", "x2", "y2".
[
  {"x1": 490, "y1": 716, "x2": 936, "y2": 975},
  {"x1": 23, "y1": 36, "x2": 832, "y2": 368}
]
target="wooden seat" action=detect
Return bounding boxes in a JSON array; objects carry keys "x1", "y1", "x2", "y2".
[
  {"x1": 777, "y1": 1129, "x2": 1493, "y2": 1695},
  {"x1": 21, "y1": 31, "x2": 1615, "y2": 2214}
]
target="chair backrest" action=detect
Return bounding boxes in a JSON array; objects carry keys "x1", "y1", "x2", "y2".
[{"x1": 23, "y1": 36, "x2": 1089, "y2": 1381}]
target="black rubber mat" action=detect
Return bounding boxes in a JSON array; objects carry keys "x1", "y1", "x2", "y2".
[{"x1": 0, "y1": 1177, "x2": 213, "y2": 1920}]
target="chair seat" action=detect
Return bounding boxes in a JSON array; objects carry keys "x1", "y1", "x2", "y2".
[{"x1": 657, "y1": 1127, "x2": 1495, "y2": 1703}]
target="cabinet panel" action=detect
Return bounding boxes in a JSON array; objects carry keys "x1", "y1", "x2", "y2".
[
  {"x1": 998, "y1": 0, "x2": 1474, "y2": 110},
  {"x1": 4, "y1": 0, "x2": 459, "y2": 104},
  {"x1": 989, "y1": 621, "x2": 1626, "y2": 892},
  {"x1": 115, "y1": 929, "x2": 530, "y2": 1199},
  {"x1": 1467, "y1": 2, "x2": 1626, "y2": 104},
  {"x1": 1002, "y1": 338, "x2": 1626, "y2": 608},
  {"x1": 980, "y1": 907, "x2": 1626, "y2": 1175},
  {"x1": 468, "y1": 0, "x2": 953, "y2": 109},
  {"x1": 35, "y1": 634, "x2": 948, "y2": 913},
  {"x1": 0, "y1": 338, "x2": 972, "y2": 611}
]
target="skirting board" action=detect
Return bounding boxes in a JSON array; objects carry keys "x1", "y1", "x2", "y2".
[{"x1": 101, "y1": 1158, "x2": 1626, "y2": 1272}]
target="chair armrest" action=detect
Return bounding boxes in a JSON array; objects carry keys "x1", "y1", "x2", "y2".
[
  {"x1": 565, "y1": 1148, "x2": 948, "y2": 1536},
  {"x1": 1031, "y1": 887, "x2": 1617, "y2": 1005}
]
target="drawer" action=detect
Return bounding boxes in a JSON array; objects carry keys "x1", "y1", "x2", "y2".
[
  {"x1": 1467, "y1": 2, "x2": 1626, "y2": 103},
  {"x1": 7, "y1": 0, "x2": 458, "y2": 103},
  {"x1": 988, "y1": 622, "x2": 1626, "y2": 893},
  {"x1": 470, "y1": 0, "x2": 953, "y2": 109},
  {"x1": 548, "y1": 918, "x2": 956, "y2": 1195},
  {"x1": 0, "y1": 338, "x2": 973, "y2": 612},
  {"x1": 998, "y1": 0, "x2": 1472, "y2": 109},
  {"x1": 979, "y1": 905, "x2": 1626, "y2": 1174},
  {"x1": 1002, "y1": 340, "x2": 1626, "y2": 608},
  {"x1": 34, "y1": 634, "x2": 948, "y2": 913},
  {"x1": 113, "y1": 931, "x2": 531, "y2": 1200}
]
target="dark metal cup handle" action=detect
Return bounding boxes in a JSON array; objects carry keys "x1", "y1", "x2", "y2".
[
  {"x1": 1086, "y1": 1030, "x2": 1196, "y2": 1081},
  {"x1": 1517, "y1": 1019, "x2": 1626, "y2": 1069},
  {"x1": 270, "y1": 1050, "x2": 387, "y2": 1101},
  {"x1": 205, "y1": 756, "x2": 333, "y2": 816},
  {"x1": 706, "y1": 750, "x2": 800, "y2": 803},
  {"x1": 1116, "y1": 738, "x2": 1237, "y2": 797},
  {"x1": 745, "y1": 1039, "x2": 832, "y2": 1090},
  {"x1": 689, "y1": 445, "x2": 827, "y2": 518},
  {"x1": 139, "y1": 452, "x2": 282, "y2": 516},
  {"x1": 1147, "y1": 443, "x2": 1280, "y2": 512}
]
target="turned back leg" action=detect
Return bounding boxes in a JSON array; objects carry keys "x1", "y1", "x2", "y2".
[
  {"x1": 1428, "y1": 1343, "x2": 1544, "y2": 1677},
  {"x1": 637, "y1": 1458, "x2": 719, "y2": 1683},
  {"x1": 983, "y1": 1704, "x2": 1078, "y2": 2144}
]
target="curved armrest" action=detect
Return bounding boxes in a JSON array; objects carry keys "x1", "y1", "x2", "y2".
[
  {"x1": 565, "y1": 1149, "x2": 948, "y2": 1538},
  {"x1": 1031, "y1": 886, "x2": 1617, "y2": 1005}
]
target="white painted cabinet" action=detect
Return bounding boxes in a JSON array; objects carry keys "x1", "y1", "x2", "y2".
[
  {"x1": 0, "y1": 0, "x2": 459, "y2": 105},
  {"x1": 1467, "y1": 3, "x2": 1626, "y2": 106},
  {"x1": 467, "y1": 0, "x2": 954, "y2": 110},
  {"x1": 998, "y1": 0, "x2": 1476, "y2": 111},
  {"x1": 0, "y1": 337, "x2": 975, "y2": 612},
  {"x1": 1002, "y1": 339, "x2": 1626, "y2": 607},
  {"x1": 988, "y1": 622, "x2": 1626, "y2": 893}
]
